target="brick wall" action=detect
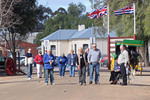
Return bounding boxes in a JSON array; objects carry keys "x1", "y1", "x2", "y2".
[{"x1": 19, "y1": 42, "x2": 39, "y2": 57}]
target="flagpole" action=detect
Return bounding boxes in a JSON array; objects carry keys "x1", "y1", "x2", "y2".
[
  {"x1": 133, "y1": 2, "x2": 136, "y2": 40},
  {"x1": 107, "y1": 3, "x2": 110, "y2": 70}
]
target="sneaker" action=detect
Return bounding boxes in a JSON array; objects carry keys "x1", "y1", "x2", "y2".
[
  {"x1": 83, "y1": 83, "x2": 86, "y2": 86},
  {"x1": 79, "y1": 83, "x2": 82, "y2": 85},
  {"x1": 89, "y1": 82, "x2": 92, "y2": 84},
  {"x1": 45, "y1": 83, "x2": 48, "y2": 86},
  {"x1": 51, "y1": 83, "x2": 55, "y2": 85},
  {"x1": 95, "y1": 82, "x2": 100, "y2": 85},
  {"x1": 27, "y1": 77, "x2": 31, "y2": 80},
  {"x1": 110, "y1": 81, "x2": 114, "y2": 84}
]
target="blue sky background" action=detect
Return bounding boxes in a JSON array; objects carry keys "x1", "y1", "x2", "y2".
[{"x1": 37, "y1": 0, "x2": 92, "y2": 13}]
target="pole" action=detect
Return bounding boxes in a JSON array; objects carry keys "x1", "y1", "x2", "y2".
[
  {"x1": 133, "y1": 2, "x2": 136, "y2": 40},
  {"x1": 107, "y1": 4, "x2": 110, "y2": 70}
]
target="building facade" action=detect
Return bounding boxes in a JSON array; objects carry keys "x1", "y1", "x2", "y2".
[{"x1": 41, "y1": 25, "x2": 116, "y2": 56}]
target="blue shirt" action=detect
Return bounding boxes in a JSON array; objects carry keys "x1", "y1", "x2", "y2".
[
  {"x1": 67, "y1": 53, "x2": 77, "y2": 66},
  {"x1": 113, "y1": 62, "x2": 120, "y2": 71},
  {"x1": 43, "y1": 53, "x2": 55, "y2": 69},
  {"x1": 58, "y1": 56, "x2": 68, "y2": 66}
]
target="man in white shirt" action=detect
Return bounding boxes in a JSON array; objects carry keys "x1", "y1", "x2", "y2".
[{"x1": 118, "y1": 45, "x2": 128, "y2": 85}]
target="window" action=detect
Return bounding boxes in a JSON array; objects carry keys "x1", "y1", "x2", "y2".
[
  {"x1": 51, "y1": 45, "x2": 56, "y2": 56},
  {"x1": 83, "y1": 44, "x2": 88, "y2": 51},
  {"x1": 33, "y1": 39, "x2": 36, "y2": 44}
]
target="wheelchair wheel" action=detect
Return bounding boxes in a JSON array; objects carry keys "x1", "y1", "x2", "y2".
[{"x1": 128, "y1": 69, "x2": 136, "y2": 84}]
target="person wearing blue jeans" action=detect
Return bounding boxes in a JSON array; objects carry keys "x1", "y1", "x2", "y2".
[
  {"x1": 67, "y1": 50, "x2": 77, "y2": 77},
  {"x1": 25, "y1": 48, "x2": 33, "y2": 80},
  {"x1": 58, "y1": 53, "x2": 68, "y2": 77},
  {"x1": 43, "y1": 50, "x2": 55, "y2": 85},
  {"x1": 45, "y1": 69, "x2": 54, "y2": 84},
  {"x1": 27, "y1": 64, "x2": 32, "y2": 78},
  {"x1": 88, "y1": 44, "x2": 101, "y2": 84},
  {"x1": 89, "y1": 63, "x2": 100, "y2": 83}
]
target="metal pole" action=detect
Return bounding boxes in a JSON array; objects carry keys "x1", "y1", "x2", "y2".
[
  {"x1": 133, "y1": 2, "x2": 136, "y2": 40},
  {"x1": 107, "y1": 4, "x2": 110, "y2": 70}
]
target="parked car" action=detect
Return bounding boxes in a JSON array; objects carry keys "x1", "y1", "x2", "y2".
[
  {"x1": 16, "y1": 56, "x2": 25, "y2": 66},
  {"x1": 54, "y1": 56, "x2": 58, "y2": 66},
  {"x1": 101, "y1": 55, "x2": 108, "y2": 67}
]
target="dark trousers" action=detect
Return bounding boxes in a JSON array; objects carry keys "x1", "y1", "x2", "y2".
[
  {"x1": 110, "y1": 71, "x2": 115, "y2": 81},
  {"x1": 110, "y1": 71, "x2": 120, "y2": 82},
  {"x1": 120, "y1": 63, "x2": 127, "y2": 84},
  {"x1": 114, "y1": 72, "x2": 120, "y2": 81},
  {"x1": 78, "y1": 66, "x2": 86, "y2": 83}
]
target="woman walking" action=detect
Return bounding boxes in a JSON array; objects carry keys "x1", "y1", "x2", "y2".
[
  {"x1": 58, "y1": 53, "x2": 68, "y2": 77},
  {"x1": 77, "y1": 47, "x2": 88, "y2": 85},
  {"x1": 35, "y1": 51, "x2": 44, "y2": 78}
]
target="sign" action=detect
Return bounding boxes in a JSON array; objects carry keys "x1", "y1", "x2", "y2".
[
  {"x1": 44, "y1": 40, "x2": 49, "y2": 47},
  {"x1": 90, "y1": 37, "x2": 96, "y2": 44}
]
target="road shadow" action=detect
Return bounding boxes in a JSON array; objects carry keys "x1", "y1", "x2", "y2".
[
  {"x1": 130, "y1": 84, "x2": 150, "y2": 87},
  {"x1": 136, "y1": 74, "x2": 150, "y2": 76},
  {"x1": 0, "y1": 79, "x2": 41, "y2": 85}
]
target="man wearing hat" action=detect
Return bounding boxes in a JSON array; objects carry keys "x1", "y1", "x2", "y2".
[{"x1": 35, "y1": 51, "x2": 44, "y2": 78}]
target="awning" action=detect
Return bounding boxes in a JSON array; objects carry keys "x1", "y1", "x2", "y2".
[
  {"x1": 123, "y1": 40, "x2": 143, "y2": 47},
  {"x1": 116, "y1": 40, "x2": 143, "y2": 47}
]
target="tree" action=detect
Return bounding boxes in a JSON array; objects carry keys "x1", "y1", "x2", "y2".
[
  {"x1": 34, "y1": 5, "x2": 52, "y2": 32},
  {"x1": 89, "y1": 0, "x2": 150, "y2": 66},
  {"x1": 0, "y1": 0, "x2": 38, "y2": 66},
  {"x1": 68, "y1": 3, "x2": 86, "y2": 17},
  {"x1": 36, "y1": 3, "x2": 94, "y2": 45}
]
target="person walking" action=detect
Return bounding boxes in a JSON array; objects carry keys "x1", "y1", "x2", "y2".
[
  {"x1": 43, "y1": 50, "x2": 55, "y2": 85},
  {"x1": 85, "y1": 48, "x2": 90, "y2": 76},
  {"x1": 88, "y1": 44, "x2": 101, "y2": 84},
  {"x1": 67, "y1": 50, "x2": 77, "y2": 77},
  {"x1": 25, "y1": 48, "x2": 33, "y2": 80},
  {"x1": 118, "y1": 45, "x2": 128, "y2": 86},
  {"x1": 58, "y1": 53, "x2": 68, "y2": 77},
  {"x1": 35, "y1": 51, "x2": 44, "y2": 78},
  {"x1": 43, "y1": 50, "x2": 47, "y2": 78},
  {"x1": 77, "y1": 47, "x2": 88, "y2": 85}
]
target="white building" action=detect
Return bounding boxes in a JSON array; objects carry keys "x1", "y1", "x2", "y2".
[
  {"x1": 25, "y1": 32, "x2": 41, "y2": 44},
  {"x1": 40, "y1": 25, "x2": 116, "y2": 56}
]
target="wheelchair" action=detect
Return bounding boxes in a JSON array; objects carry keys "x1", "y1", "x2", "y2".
[{"x1": 116, "y1": 66, "x2": 135, "y2": 85}]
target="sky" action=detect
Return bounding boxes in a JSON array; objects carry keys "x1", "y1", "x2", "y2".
[{"x1": 37, "y1": 0, "x2": 92, "y2": 13}]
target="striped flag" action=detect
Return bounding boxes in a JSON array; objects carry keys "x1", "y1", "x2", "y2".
[
  {"x1": 88, "y1": 6, "x2": 107, "y2": 19},
  {"x1": 114, "y1": 4, "x2": 134, "y2": 16}
]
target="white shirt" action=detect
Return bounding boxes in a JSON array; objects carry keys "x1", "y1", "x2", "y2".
[{"x1": 118, "y1": 50, "x2": 128, "y2": 66}]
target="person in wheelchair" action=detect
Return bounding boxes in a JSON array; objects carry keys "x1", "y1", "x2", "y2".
[{"x1": 110, "y1": 57, "x2": 121, "y2": 84}]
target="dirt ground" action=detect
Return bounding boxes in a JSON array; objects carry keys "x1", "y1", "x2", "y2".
[{"x1": 0, "y1": 67, "x2": 150, "y2": 100}]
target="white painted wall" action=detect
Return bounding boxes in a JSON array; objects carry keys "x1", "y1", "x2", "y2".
[
  {"x1": 41, "y1": 38, "x2": 108, "y2": 56},
  {"x1": 96, "y1": 38, "x2": 107, "y2": 54}
]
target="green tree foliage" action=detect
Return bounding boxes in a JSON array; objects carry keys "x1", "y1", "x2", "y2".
[
  {"x1": 36, "y1": 3, "x2": 94, "y2": 45},
  {"x1": 34, "y1": 5, "x2": 52, "y2": 32},
  {"x1": 13, "y1": 0, "x2": 38, "y2": 34}
]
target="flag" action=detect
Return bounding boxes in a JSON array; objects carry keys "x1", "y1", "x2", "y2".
[
  {"x1": 114, "y1": 4, "x2": 134, "y2": 16},
  {"x1": 88, "y1": 6, "x2": 107, "y2": 19}
]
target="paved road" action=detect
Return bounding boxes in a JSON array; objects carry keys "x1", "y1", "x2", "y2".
[{"x1": 0, "y1": 67, "x2": 150, "y2": 100}]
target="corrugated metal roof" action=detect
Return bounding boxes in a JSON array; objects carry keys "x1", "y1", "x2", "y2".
[
  {"x1": 41, "y1": 27, "x2": 117, "y2": 41},
  {"x1": 41, "y1": 29, "x2": 77, "y2": 41}
]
